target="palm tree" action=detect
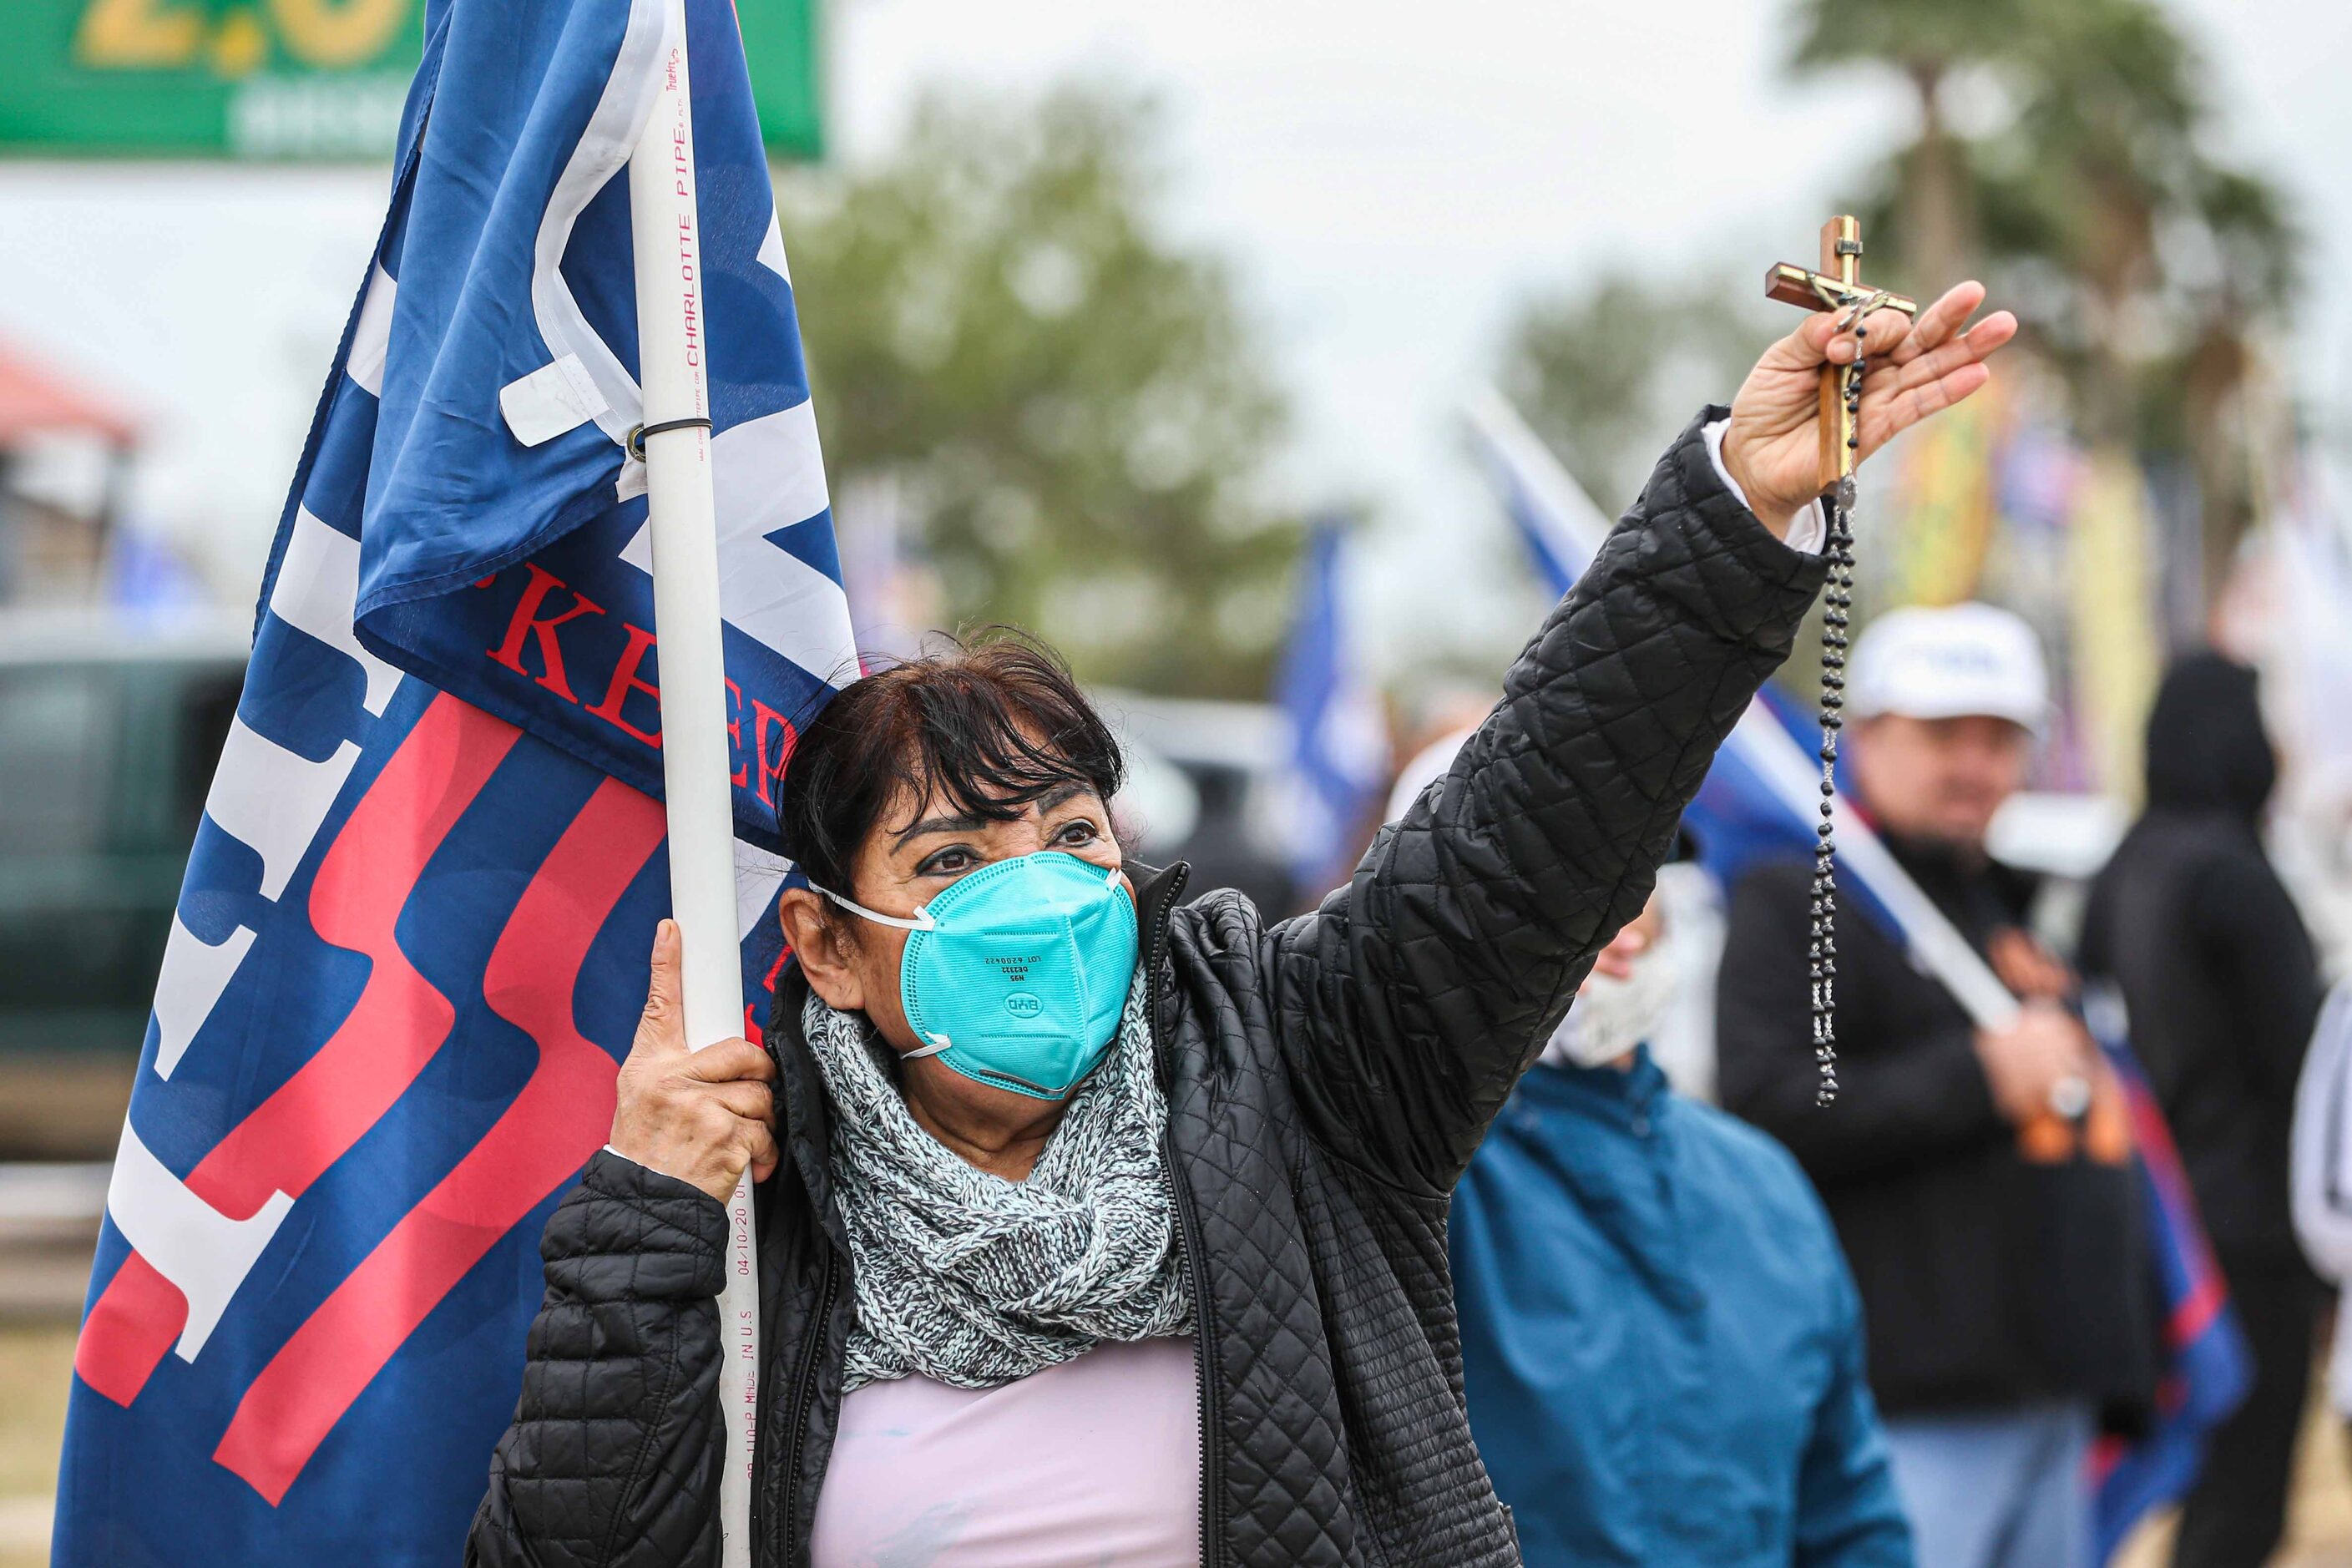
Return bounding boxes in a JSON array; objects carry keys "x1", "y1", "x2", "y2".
[
  {"x1": 1786, "y1": 0, "x2": 2036, "y2": 290},
  {"x1": 1783, "y1": 0, "x2": 2303, "y2": 613}
]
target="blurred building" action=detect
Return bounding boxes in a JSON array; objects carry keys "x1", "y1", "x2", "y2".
[{"x1": 0, "y1": 339, "x2": 138, "y2": 607}]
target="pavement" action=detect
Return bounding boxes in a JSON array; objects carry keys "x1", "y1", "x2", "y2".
[
  {"x1": 0, "y1": 1324, "x2": 71, "y2": 1568},
  {"x1": 2117, "y1": 1403, "x2": 2352, "y2": 1565},
  {"x1": 0, "y1": 1164, "x2": 100, "y2": 1568}
]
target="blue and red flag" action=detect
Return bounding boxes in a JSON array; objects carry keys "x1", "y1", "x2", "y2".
[
  {"x1": 1469, "y1": 389, "x2": 2248, "y2": 1560},
  {"x1": 2086, "y1": 999, "x2": 2253, "y2": 1562},
  {"x1": 53, "y1": 1, "x2": 855, "y2": 1561}
]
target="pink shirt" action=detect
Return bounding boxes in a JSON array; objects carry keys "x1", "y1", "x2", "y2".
[{"x1": 810, "y1": 1336, "x2": 1201, "y2": 1568}]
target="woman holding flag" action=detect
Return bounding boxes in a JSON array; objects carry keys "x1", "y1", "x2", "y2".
[{"x1": 468, "y1": 282, "x2": 2014, "y2": 1566}]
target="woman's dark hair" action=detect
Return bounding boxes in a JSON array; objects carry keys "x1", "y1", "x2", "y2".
[{"x1": 777, "y1": 630, "x2": 1126, "y2": 899}]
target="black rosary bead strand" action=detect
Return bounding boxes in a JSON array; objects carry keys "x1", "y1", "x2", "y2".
[{"x1": 1808, "y1": 302, "x2": 1874, "y2": 1108}]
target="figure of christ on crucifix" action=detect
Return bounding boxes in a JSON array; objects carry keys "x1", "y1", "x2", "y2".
[
  {"x1": 1720, "y1": 222, "x2": 2005, "y2": 534},
  {"x1": 1768, "y1": 216, "x2": 1919, "y2": 495}
]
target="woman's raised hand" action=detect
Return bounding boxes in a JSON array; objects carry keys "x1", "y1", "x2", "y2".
[
  {"x1": 609, "y1": 919, "x2": 781, "y2": 1202},
  {"x1": 1719, "y1": 280, "x2": 2018, "y2": 536}
]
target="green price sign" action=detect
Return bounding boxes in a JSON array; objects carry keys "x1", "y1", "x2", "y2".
[{"x1": 0, "y1": 0, "x2": 822, "y2": 160}]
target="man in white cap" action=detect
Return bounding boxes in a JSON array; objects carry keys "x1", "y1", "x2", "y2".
[{"x1": 1717, "y1": 603, "x2": 2152, "y2": 1568}]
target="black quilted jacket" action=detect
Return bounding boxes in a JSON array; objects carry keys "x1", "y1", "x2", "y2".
[{"x1": 467, "y1": 411, "x2": 1828, "y2": 1568}]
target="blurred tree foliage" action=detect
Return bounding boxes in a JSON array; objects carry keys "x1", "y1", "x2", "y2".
[
  {"x1": 1796, "y1": 0, "x2": 2302, "y2": 592},
  {"x1": 1502, "y1": 0, "x2": 2301, "y2": 604},
  {"x1": 1498, "y1": 275, "x2": 1778, "y2": 516},
  {"x1": 776, "y1": 86, "x2": 1297, "y2": 698}
]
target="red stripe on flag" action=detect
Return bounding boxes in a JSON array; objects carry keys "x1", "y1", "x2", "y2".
[
  {"x1": 2171, "y1": 1271, "x2": 2228, "y2": 1348},
  {"x1": 197, "y1": 695, "x2": 519, "y2": 1215},
  {"x1": 2117, "y1": 1055, "x2": 2235, "y2": 1342},
  {"x1": 76, "y1": 695, "x2": 516, "y2": 1407},
  {"x1": 73, "y1": 1253, "x2": 186, "y2": 1408},
  {"x1": 213, "y1": 776, "x2": 663, "y2": 1504}
]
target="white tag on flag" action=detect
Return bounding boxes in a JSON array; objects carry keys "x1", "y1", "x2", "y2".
[{"x1": 498, "y1": 352, "x2": 611, "y2": 447}]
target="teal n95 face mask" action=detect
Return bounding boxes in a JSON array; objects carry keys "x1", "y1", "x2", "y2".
[{"x1": 815, "y1": 852, "x2": 1141, "y2": 1100}]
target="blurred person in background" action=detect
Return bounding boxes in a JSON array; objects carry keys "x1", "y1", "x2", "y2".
[
  {"x1": 1419, "y1": 752, "x2": 1914, "y2": 1565},
  {"x1": 2083, "y1": 652, "x2": 2325, "y2": 1568},
  {"x1": 2291, "y1": 983, "x2": 2352, "y2": 1485},
  {"x1": 1717, "y1": 604, "x2": 2152, "y2": 1568},
  {"x1": 1388, "y1": 727, "x2": 1727, "y2": 1101}
]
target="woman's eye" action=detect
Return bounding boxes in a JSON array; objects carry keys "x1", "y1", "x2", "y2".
[
  {"x1": 918, "y1": 848, "x2": 975, "y2": 877},
  {"x1": 1056, "y1": 820, "x2": 1100, "y2": 846}
]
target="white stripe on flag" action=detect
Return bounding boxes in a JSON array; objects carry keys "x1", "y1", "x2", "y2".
[
  {"x1": 619, "y1": 399, "x2": 857, "y2": 687},
  {"x1": 202, "y1": 718, "x2": 362, "y2": 902},
  {"x1": 271, "y1": 508, "x2": 402, "y2": 715},
  {"x1": 346, "y1": 264, "x2": 397, "y2": 399},
  {"x1": 756, "y1": 213, "x2": 790, "y2": 283},
  {"x1": 526, "y1": 0, "x2": 673, "y2": 441},
  {"x1": 711, "y1": 397, "x2": 831, "y2": 541},
  {"x1": 735, "y1": 840, "x2": 792, "y2": 942},
  {"x1": 105, "y1": 1120, "x2": 294, "y2": 1362},
  {"x1": 151, "y1": 915, "x2": 257, "y2": 1080},
  {"x1": 151, "y1": 512, "x2": 387, "y2": 1081}
]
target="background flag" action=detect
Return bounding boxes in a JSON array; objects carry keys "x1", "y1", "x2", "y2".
[
  {"x1": 1878, "y1": 377, "x2": 2003, "y2": 609},
  {"x1": 1274, "y1": 516, "x2": 1388, "y2": 896},
  {"x1": 2066, "y1": 453, "x2": 2166, "y2": 800},
  {"x1": 2089, "y1": 993, "x2": 2255, "y2": 1562},
  {"x1": 52, "y1": 0, "x2": 855, "y2": 1561},
  {"x1": 1469, "y1": 389, "x2": 1914, "y2": 943}
]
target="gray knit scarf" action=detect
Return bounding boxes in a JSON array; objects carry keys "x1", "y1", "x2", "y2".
[{"x1": 802, "y1": 970, "x2": 1194, "y2": 1393}]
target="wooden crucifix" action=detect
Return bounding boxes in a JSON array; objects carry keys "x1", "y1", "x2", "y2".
[{"x1": 1766, "y1": 215, "x2": 1919, "y2": 496}]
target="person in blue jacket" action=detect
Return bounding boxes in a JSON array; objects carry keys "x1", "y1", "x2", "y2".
[{"x1": 1440, "y1": 825, "x2": 1915, "y2": 1566}]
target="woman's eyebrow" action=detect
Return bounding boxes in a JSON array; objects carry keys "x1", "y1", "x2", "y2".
[
  {"x1": 891, "y1": 808, "x2": 988, "y2": 848},
  {"x1": 890, "y1": 781, "x2": 1098, "y2": 847},
  {"x1": 1036, "y1": 781, "x2": 1096, "y2": 813}
]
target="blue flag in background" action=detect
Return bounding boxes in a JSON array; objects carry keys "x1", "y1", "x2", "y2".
[
  {"x1": 1275, "y1": 518, "x2": 1388, "y2": 896},
  {"x1": 1470, "y1": 393, "x2": 1894, "y2": 924},
  {"x1": 53, "y1": 1, "x2": 855, "y2": 1560}
]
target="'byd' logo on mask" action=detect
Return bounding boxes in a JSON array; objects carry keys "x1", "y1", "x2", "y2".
[{"x1": 1004, "y1": 993, "x2": 1044, "y2": 1019}]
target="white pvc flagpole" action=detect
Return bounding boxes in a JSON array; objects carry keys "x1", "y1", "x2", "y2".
[{"x1": 628, "y1": 8, "x2": 759, "y2": 1564}]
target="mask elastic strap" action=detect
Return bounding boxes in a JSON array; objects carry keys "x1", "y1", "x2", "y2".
[
  {"x1": 812, "y1": 885, "x2": 936, "y2": 932},
  {"x1": 809, "y1": 886, "x2": 951, "y2": 1056}
]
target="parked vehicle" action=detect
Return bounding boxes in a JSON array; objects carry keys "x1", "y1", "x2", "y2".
[{"x1": 0, "y1": 609, "x2": 245, "y2": 1157}]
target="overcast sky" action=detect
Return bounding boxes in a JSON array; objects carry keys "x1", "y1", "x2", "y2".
[{"x1": 0, "y1": 0, "x2": 2344, "y2": 675}]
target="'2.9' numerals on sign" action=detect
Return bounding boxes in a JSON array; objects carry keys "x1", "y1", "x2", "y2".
[{"x1": 75, "y1": 0, "x2": 409, "y2": 73}]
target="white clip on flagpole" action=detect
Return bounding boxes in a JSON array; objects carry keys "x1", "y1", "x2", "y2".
[{"x1": 628, "y1": 6, "x2": 759, "y2": 1563}]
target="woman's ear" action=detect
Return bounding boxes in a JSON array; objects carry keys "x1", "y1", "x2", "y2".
[{"x1": 776, "y1": 888, "x2": 867, "y2": 1013}]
